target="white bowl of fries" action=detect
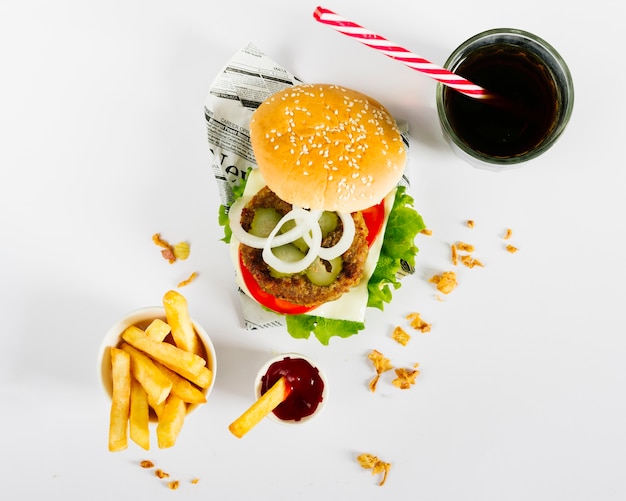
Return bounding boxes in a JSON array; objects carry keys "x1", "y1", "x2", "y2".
[{"x1": 98, "y1": 290, "x2": 216, "y2": 451}]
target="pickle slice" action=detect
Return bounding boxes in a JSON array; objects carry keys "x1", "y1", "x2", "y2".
[
  {"x1": 250, "y1": 208, "x2": 282, "y2": 237},
  {"x1": 306, "y1": 256, "x2": 343, "y2": 286},
  {"x1": 318, "y1": 211, "x2": 339, "y2": 238},
  {"x1": 268, "y1": 244, "x2": 306, "y2": 278},
  {"x1": 279, "y1": 219, "x2": 309, "y2": 253}
]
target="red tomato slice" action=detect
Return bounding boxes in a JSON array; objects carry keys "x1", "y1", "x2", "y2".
[
  {"x1": 239, "y1": 253, "x2": 315, "y2": 315},
  {"x1": 239, "y1": 201, "x2": 387, "y2": 315},
  {"x1": 361, "y1": 199, "x2": 386, "y2": 247}
]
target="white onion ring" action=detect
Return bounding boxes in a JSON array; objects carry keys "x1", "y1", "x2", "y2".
[
  {"x1": 317, "y1": 212, "x2": 355, "y2": 261},
  {"x1": 262, "y1": 208, "x2": 322, "y2": 274},
  {"x1": 228, "y1": 197, "x2": 310, "y2": 249}
]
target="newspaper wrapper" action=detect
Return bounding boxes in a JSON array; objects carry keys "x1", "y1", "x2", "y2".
[{"x1": 204, "y1": 42, "x2": 412, "y2": 330}]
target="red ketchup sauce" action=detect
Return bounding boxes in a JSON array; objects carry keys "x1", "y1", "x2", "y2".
[{"x1": 260, "y1": 356, "x2": 325, "y2": 421}]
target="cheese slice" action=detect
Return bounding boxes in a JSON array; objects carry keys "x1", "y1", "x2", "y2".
[{"x1": 230, "y1": 168, "x2": 395, "y2": 324}]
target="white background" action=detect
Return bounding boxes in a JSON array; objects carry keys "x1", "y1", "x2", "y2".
[{"x1": 1, "y1": 1, "x2": 625, "y2": 500}]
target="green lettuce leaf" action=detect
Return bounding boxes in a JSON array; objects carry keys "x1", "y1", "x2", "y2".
[
  {"x1": 218, "y1": 168, "x2": 251, "y2": 243},
  {"x1": 367, "y1": 186, "x2": 426, "y2": 310},
  {"x1": 218, "y1": 204, "x2": 232, "y2": 243},
  {"x1": 285, "y1": 315, "x2": 365, "y2": 346}
]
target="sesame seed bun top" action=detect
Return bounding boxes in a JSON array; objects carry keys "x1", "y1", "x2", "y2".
[{"x1": 249, "y1": 83, "x2": 406, "y2": 213}]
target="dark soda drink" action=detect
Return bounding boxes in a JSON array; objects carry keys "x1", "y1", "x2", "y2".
[
  {"x1": 437, "y1": 29, "x2": 574, "y2": 168},
  {"x1": 443, "y1": 44, "x2": 558, "y2": 158}
]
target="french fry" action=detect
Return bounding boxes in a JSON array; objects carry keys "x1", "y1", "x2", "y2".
[
  {"x1": 157, "y1": 395, "x2": 187, "y2": 448},
  {"x1": 173, "y1": 363, "x2": 213, "y2": 390},
  {"x1": 145, "y1": 318, "x2": 171, "y2": 342},
  {"x1": 120, "y1": 342, "x2": 172, "y2": 406},
  {"x1": 163, "y1": 290, "x2": 199, "y2": 355},
  {"x1": 228, "y1": 377, "x2": 290, "y2": 438},
  {"x1": 121, "y1": 325, "x2": 206, "y2": 377},
  {"x1": 129, "y1": 377, "x2": 150, "y2": 450},
  {"x1": 154, "y1": 361, "x2": 207, "y2": 404},
  {"x1": 149, "y1": 395, "x2": 166, "y2": 419},
  {"x1": 108, "y1": 348, "x2": 131, "y2": 452}
]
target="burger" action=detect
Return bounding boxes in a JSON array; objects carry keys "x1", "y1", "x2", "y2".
[{"x1": 219, "y1": 83, "x2": 425, "y2": 344}]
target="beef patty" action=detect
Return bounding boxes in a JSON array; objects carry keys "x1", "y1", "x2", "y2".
[{"x1": 239, "y1": 187, "x2": 370, "y2": 308}]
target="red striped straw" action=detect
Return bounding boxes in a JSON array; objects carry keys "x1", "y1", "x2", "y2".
[{"x1": 313, "y1": 6, "x2": 491, "y2": 99}]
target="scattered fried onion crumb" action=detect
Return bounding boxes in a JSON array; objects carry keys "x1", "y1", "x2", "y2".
[
  {"x1": 152, "y1": 233, "x2": 190, "y2": 264},
  {"x1": 152, "y1": 233, "x2": 176, "y2": 263},
  {"x1": 456, "y1": 241, "x2": 475, "y2": 252},
  {"x1": 392, "y1": 366, "x2": 420, "y2": 389},
  {"x1": 429, "y1": 271, "x2": 458, "y2": 294},
  {"x1": 504, "y1": 228, "x2": 513, "y2": 240},
  {"x1": 451, "y1": 244, "x2": 458, "y2": 265},
  {"x1": 177, "y1": 271, "x2": 198, "y2": 288},
  {"x1": 140, "y1": 460, "x2": 195, "y2": 490},
  {"x1": 367, "y1": 350, "x2": 394, "y2": 392},
  {"x1": 155, "y1": 469, "x2": 170, "y2": 479},
  {"x1": 391, "y1": 326, "x2": 411, "y2": 346},
  {"x1": 368, "y1": 350, "x2": 393, "y2": 374},
  {"x1": 161, "y1": 247, "x2": 176, "y2": 263},
  {"x1": 467, "y1": 220, "x2": 475, "y2": 228},
  {"x1": 460, "y1": 255, "x2": 484, "y2": 269},
  {"x1": 506, "y1": 244, "x2": 518, "y2": 254},
  {"x1": 357, "y1": 453, "x2": 391, "y2": 486},
  {"x1": 420, "y1": 228, "x2": 433, "y2": 236},
  {"x1": 406, "y1": 312, "x2": 431, "y2": 333},
  {"x1": 368, "y1": 374, "x2": 382, "y2": 393}
]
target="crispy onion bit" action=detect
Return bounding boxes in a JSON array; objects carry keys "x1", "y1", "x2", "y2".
[{"x1": 262, "y1": 208, "x2": 322, "y2": 274}]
